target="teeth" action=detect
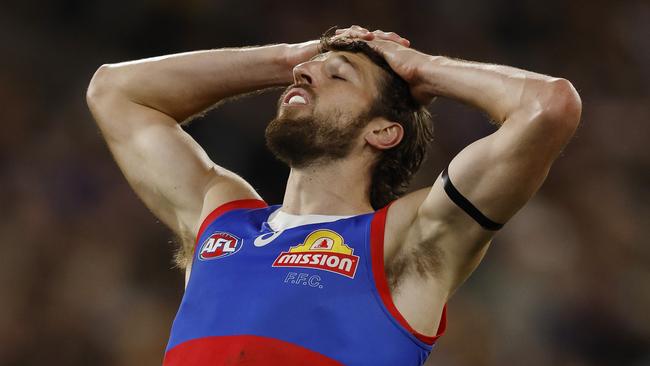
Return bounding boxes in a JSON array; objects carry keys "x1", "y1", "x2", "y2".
[{"x1": 288, "y1": 95, "x2": 307, "y2": 105}]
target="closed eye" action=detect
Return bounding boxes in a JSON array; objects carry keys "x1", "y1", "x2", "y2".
[{"x1": 332, "y1": 75, "x2": 347, "y2": 81}]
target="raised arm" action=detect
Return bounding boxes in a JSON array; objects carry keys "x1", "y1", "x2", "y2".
[
  {"x1": 85, "y1": 42, "x2": 319, "y2": 261},
  {"x1": 367, "y1": 39, "x2": 581, "y2": 294},
  {"x1": 415, "y1": 55, "x2": 581, "y2": 220}
]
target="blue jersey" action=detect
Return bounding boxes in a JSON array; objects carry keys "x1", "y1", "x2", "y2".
[{"x1": 163, "y1": 199, "x2": 446, "y2": 365}]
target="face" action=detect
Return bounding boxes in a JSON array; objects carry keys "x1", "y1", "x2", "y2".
[{"x1": 265, "y1": 51, "x2": 385, "y2": 168}]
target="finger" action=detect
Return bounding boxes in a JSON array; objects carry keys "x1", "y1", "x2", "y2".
[
  {"x1": 360, "y1": 32, "x2": 375, "y2": 40},
  {"x1": 332, "y1": 30, "x2": 374, "y2": 41},
  {"x1": 373, "y1": 30, "x2": 400, "y2": 42},
  {"x1": 349, "y1": 29, "x2": 374, "y2": 39},
  {"x1": 337, "y1": 25, "x2": 369, "y2": 35},
  {"x1": 350, "y1": 25, "x2": 370, "y2": 33},
  {"x1": 387, "y1": 32, "x2": 406, "y2": 44},
  {"x1": 373, "y1": 30, "x2": 411, "y2": 47}
]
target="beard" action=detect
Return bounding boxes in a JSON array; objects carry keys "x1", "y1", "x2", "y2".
[{"x1": 265, "y1": 93, "x2": 371, "y2": 169}]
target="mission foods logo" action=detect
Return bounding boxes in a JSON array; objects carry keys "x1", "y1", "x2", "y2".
[
  {"x1": 272, "y1": 229, "x2": 359, "y2": 278},
  {"x1": 199, "y1": 232, "x2": 242, "y2": 260}
]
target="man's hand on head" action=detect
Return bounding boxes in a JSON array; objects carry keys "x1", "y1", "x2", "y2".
[
  {"x1": 283, "y1": 25, "x2": 414, "y2": 70},
  {"x1": 362, "y1": 38, "x2": 435, "y2": 105},
  {"x1": 333, "y1": 25, "x2": 410, "y2": 47},
  {"x1": 330, "y1": 26, "x2": 434, "y2": 105}
]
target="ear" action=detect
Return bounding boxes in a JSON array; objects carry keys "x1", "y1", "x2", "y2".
[{"x1": 364, "y1": 118, "x2": 404, "y2": 150}]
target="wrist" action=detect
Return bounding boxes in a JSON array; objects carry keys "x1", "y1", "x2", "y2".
[
  {"x1": 266, "y1": 43, "x2": 294, "y2": 84},
  {"x1": 412, "y1": 54, "x2": 443, "y2": 82},
  {"x1": 404, "y1": 54, "x2": 437, "y2": 104},
  {"x1": 281, "y1": 40, "x2": 321, "y2": 69},
  {"x1": 412, "y1": 55, "x2": 445, "y2": 100}
]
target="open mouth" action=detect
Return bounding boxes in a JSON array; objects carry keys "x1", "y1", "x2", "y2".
[{"x1": 282, "y1": 87, "x2": 312, "y2": 106}]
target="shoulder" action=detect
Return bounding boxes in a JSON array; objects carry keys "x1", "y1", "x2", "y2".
[{"x1": 176, "y1": 197, "x2": 269, "y2": 271}]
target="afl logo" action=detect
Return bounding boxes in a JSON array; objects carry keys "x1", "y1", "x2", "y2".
[{"x1": 199, "y1": 232, "x2": 242, "y2": 260}]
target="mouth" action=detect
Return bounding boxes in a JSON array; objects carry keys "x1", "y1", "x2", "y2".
[{"x1": 282, "y1": 86, "x2": 313, "y2": 107}]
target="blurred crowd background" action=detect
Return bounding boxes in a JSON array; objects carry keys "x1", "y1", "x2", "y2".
[{"x1": 1, "y1": 0, "x2": 648, "y2": 365}]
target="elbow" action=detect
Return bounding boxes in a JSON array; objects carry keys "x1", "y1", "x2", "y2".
[
  {"x1": 86, "y1": 64, "x2": 111, "y2": 110},
  {"x1": 86, "y1": 63, "x2": 122, "y2": 112},
  {"x1": 539, "y1": 78, "x2": 582, "y2": 133}
]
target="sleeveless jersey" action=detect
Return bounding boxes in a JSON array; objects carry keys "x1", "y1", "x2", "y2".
[{"x1": 163, "y1": 199, "x2": 446, "y2": 366}]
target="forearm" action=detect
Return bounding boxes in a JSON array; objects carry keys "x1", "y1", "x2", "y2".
[
  {"x1": 415, "y1": 55, "x2": 570, "y2": 124},
  {"x1": 89, "y1": 44, "x2": 298, "y2": 123}
]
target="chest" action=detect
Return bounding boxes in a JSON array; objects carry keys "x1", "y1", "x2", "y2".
[{"x1": 188, "y1": 215, "x2": 373, "y2": 298}]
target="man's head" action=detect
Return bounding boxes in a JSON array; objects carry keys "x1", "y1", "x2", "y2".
[{"x1": 266, "y1": 32, "x2": 433, "y2": 209}]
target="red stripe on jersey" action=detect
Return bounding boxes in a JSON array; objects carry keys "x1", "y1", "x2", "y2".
[
  {"x1": 195, "y1": 199, "x2": 267, "y2": 249},
  {"x1": 370, "y1": 204, "x2": 447, "y2": 345},
  {"x1": 163, "y1": 335, "x2": 343, "y2": 366}
]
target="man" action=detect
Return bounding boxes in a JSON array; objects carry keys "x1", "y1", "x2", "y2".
[{"x1": 86, "y1": 25, "x2": 581, "y2": 365}]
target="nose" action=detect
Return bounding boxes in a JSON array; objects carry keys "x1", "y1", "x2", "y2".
[{"x1": 292, "y1": 62, "x2": 316, "y2": 85}]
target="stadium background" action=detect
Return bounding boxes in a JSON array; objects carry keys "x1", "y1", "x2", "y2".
[{"x1": 1, "y1": 0, "x2": 648, "y2": 365}]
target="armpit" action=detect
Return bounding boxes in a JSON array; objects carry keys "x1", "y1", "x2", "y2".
[{"x1": 386, "y1": 240, "x2": 444, "y2": 292}]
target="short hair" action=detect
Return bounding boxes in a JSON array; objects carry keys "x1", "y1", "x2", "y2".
[{"x1": 319, "y1": 29, "x2": 434, "y2": 209}]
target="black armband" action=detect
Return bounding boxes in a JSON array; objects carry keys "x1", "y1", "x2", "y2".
[{"x1": 441, "y1": 168, "x2": 504, "y2": 231}]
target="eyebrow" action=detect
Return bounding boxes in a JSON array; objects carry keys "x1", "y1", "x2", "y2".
[
  {"x1": 310, "y1": 52, "x2": 359, "y2": 71},
  {"x1": 309, "y1": 52, "x2": 362, "y2": 81},
  {"x1": 337, "y1": 54, "x2": 359, "y2": 72}
]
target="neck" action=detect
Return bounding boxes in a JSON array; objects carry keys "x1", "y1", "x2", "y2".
[{"x1": 282, "y1": 155, "x2": 374, "y2": 216}]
